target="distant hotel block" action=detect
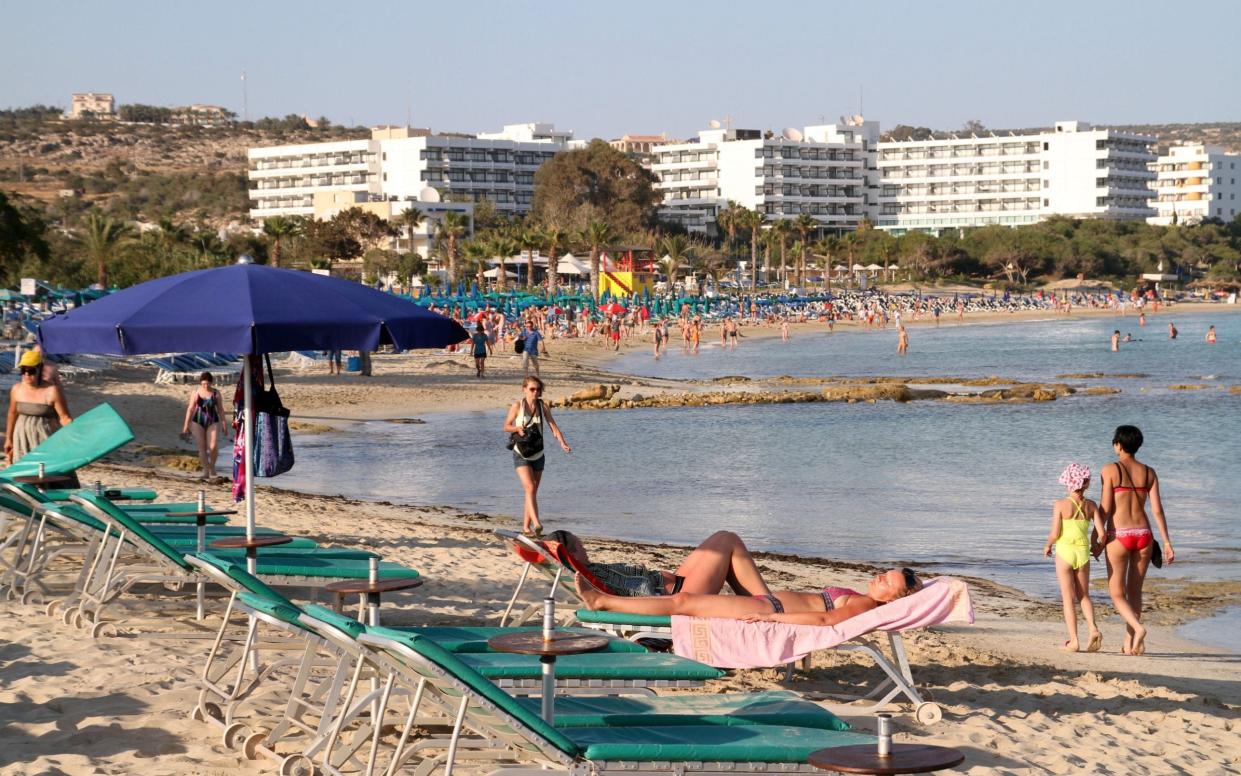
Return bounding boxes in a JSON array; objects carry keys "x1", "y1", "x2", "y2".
[
  {"x1": 1147, "y1": 143, "x2": 1241, "y2": 225},
  {"x1": 247, "y1": 122, "x2": 570, "y2": 221},
  {"x1": 650, "y1": 118, "x2": 879, "y2": 235},
  {"x1": 876, "y1": 121, "x2": 1156, "y2": 234},
  {"x1": 68, "y1": 92, "x2": 115, "y2": 119}
]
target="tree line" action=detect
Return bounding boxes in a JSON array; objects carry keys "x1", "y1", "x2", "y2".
[{"x1": 4, "y1": 136, "x2": 1241, "y2": 295}]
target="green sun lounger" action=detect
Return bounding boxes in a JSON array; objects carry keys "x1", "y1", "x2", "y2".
[
  {"x1": 357, "y1": 627, "x2": 872, "y2": 776},
  {"x1": 42, "y1": 488, "x2": 158, "y2": 502},
  {"x1": 0, "y1": 403, "x2": 133, "y2": 479},
  {"x1": 512, "y1": 690, "x2": 849, "y2": 730}
]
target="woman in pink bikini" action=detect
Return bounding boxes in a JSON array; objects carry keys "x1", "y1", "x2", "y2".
[
  {"x1": 1099, "y1": 425, "x2": 1174, "y2": 656},
  {"x1": 576, "y1": 566, "x2": 922, "y2": 626}
]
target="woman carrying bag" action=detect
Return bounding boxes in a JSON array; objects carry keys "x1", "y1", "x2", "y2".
[{"x1": 503, "y1": 376, "x2": 571, "y2": 536}]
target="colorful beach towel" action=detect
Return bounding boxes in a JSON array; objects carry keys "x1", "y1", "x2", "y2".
[{"x1": 672, "y1": 577, "x2": 974, "y2": 669}]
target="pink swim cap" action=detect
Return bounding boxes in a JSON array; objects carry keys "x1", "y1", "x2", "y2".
[{"x1": 1058, "y1": 463, "x2": 1091, "y2": 491}]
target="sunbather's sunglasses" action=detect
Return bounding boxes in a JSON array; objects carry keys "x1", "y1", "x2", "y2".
[
  {"x1": 19, "y1": 366, "x2": 38, "y2": 375},
  {"x1": 901, "y1": 567, "x2": 918, "y2": 591}
]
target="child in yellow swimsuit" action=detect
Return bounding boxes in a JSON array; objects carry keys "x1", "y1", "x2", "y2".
[{"x1": 1044, "y1": 463, "x2": 1107, "y2": 652}]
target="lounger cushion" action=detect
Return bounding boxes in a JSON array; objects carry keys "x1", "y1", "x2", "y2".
[
  {"x1": 461, "y1": 652, "x2": 723, "y2": 681},
  {"x1": 515, "y1": 691, "x2": 851, "y2": 730},
  {"x1": 249, "y1": 555, "x2": 419, "y2": 581},
  {"x1": 239, "y1": 591, "x2": 303, "y2": 626},
  {"x1": 135, "y1": 513, "x2": 229, "y2": 525},
  {"x1": 567, "y1": 723, "x2": 872, "y2": 761},
  {"x1": 43, "y1": 488, "x2": 159, "y2": 502},
  {"x1": 409, "y1": 626, "x2": 647, "y2": 654},
  {"x1": 153, "y1": 529, "x2": 318, "y2": 550},
  {"x1": 575, "y1": 610, "x2": 672, "y2": 627}
]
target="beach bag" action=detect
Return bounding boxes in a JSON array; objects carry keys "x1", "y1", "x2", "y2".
[
  {"x1": 514, "y1": 335, "x2": 526, "y2": 354},
  {"x1": 253, "y1": 354, "x2": 295, "y2": 477}
]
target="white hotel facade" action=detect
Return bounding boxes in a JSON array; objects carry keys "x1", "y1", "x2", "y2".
[
  {"x1": 875, "y1": 121, "x2": 1156, "y2": 234},
  {"x1": 1148, "y1": 143, "x2": 1241, "y2": 225},
  {"x1": 247, "y1": 123, "x2": 569, "y2": 221},
  {"x1": 650, "y1": 119, "x2": 880, "y2": 235}
]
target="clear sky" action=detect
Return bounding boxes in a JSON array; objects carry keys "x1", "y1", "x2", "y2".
[{"x1": 4, "y1": 0, "x2": 1238, "y2": 139}]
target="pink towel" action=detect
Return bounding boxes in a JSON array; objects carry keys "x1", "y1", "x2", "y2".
[{"x1": 672, "y1": 577, "x2": 974, "y2": 669}]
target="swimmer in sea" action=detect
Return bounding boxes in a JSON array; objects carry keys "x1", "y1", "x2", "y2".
[
  {"x1": 896, "y1": 324, "x2": 909, "y2": 356},
  {"x1": 1111, "y1": 330, "x2": 1120, "y2": 352},
  {"x1": 1206, "y1": 325, "x2": 1216, "y2": 344}
]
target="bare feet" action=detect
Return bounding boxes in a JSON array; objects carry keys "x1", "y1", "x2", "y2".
[
  {"x1": 1085, "y1": 631, "x2": 1102, "y2": 653},
  {"x1": 1130, "y1": 624, "x2": 1147, "y2": 656},
  {"x1": 1060, "y1": 639, "x2": 1079, "y2": 653},
  {"x1": 574, "y1": 574, "x2": 602, "y2": 610}
]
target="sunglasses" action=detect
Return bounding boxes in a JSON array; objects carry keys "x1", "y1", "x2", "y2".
[
  {"x1": 19, "y1": 366, "x2": 39, "y2": 375},
  {"x1": 901, "y1": 567, "x2": 918, "y2": 591},
  {"x1": 525, "y1": 387, "x2": 542, "y2": 394}
]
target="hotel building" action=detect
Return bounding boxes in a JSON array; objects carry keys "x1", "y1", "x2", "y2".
[
  {"x1": 650, "y1": 118, "x2": 879, "y2": 235},
  {"x1": 875, "y1": 121, "x2": 1156, "y2": 234},
  {"x1": 1148, "y1": 143, "x2": 1241, "y2": 225},
  {"x1": 247, "y1": 123, "x2": 570, "y2": 222}
]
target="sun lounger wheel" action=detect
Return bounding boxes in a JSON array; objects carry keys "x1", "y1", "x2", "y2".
[
  {"x1": 243, "y1": 731, "x2": 268, "y2": 760},
  {"x1": 222, "y1": 722, "x2": 248, "y2": 749},
  {"x1": 199, "y1": 701, "x2": 224, "y2": 723},
  {"x1": 280, "y1": 753, "x2": 315, "y2": 776},
  {"x1": 61, "y1": 605, "x2": 77, "y2": 625},
  {"x1": 20, "y1": 590, "x2": 41, "y2": 606},
  {"x1": 914, "y1": 701, "x2": 942, "y2": 725}
]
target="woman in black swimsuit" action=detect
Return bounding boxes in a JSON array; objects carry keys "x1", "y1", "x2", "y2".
[{"x1": 181, "y1": 372, "x2": 228, "y2": 482}]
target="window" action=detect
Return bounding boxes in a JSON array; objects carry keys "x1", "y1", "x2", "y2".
[
  {"x1": 1043, "y1": 142, "x2": 1049, "y2": 151},
  {"x1": 1044, "y1": 198, "x2": 1050, "y2": 207},
  {"x1": 1043, "y1": 161, "x2": 1049, "y2": 170}
]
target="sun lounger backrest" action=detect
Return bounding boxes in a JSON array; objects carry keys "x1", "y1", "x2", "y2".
[
  {"x1": 301, "y1": 603, "x2": 366, "y2": 639},
  {"x1": 192, "y1": 551, "x2": 296, "y2": 607},
  {"x1": 69, "y1": 493, "x2": 191, "y2": 570},
  {"x1": 0, "y1": 403, "x2": 134, "y2": 478},
  {"x1": 365, "y1": 625, "x2": 581, "y2": 756},
  {"x1": 238, "y1": 591, "x2": 303, "y2": 626}
]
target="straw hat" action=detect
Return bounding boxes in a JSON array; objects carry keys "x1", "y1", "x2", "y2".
[{"x1": 18, "y1": 350, "x2": 42, "y2": 368}]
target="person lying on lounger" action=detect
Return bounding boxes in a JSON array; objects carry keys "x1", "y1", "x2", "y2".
[
  {"x1": 576, "y1": 567, "x2": 923, "y2": 626},
  {"x1": 549, "y1": 529, "x2": 786, "y2": 598}
]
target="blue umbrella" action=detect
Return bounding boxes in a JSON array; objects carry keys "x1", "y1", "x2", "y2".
[{"x1": 39, "y1": 259, "x2": 467, "y2": 544}]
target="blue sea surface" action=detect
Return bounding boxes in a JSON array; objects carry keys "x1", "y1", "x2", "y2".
[{"x1": 279, "y1": 307, "x2": 1241, "y2": 650}]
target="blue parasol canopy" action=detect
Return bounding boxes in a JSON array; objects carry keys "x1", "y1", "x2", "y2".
[
  {"x1": 35, "y1": 260, "x2": 468, "y2": 545},
  {"x1": 37, "y1": 262, "x2": 467, "y2": 355}
]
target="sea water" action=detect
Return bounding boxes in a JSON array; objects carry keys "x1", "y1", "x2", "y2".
[{"x1": 279, "y1": 308, "x2": 1241, "y2": 650}]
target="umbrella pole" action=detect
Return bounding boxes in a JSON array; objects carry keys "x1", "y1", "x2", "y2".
[{"x1": 243, "y1": 356, "x2": 256, "y2": 565}]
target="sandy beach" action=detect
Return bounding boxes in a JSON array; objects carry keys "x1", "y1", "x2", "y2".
[{"x1": 2, "y1": 302, "x2": 1239, "y2": 775}]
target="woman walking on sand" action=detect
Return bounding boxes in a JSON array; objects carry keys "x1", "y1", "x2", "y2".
[
  {"x1": 5, "y1": 350, "x2": 73, "y2": 467},
  {"x1": 1100, "y1": 425, "x2": 1174, "y2": 656},
  {"x1": 181, "y1": 371, "x2": 228, "y2": 481},
  {"x1": 503, "y1": 376, "x2": 571, "y2": 536}
]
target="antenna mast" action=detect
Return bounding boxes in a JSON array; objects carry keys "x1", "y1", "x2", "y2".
[{"x1": 241, "y1": 70, "x2": 248, "y2": 121}]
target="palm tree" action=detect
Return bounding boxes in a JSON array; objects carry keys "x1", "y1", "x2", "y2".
[
  {"x1": 693, "y1": 244, "x2": 729, "y2": 291},
  {"x1": 769, "y1": 219, "x2": 791, "y2": 286},
  {"x1": 76, "y1": 212, "x2": 132, "y2": 287},
  {"x1": 519, "y1": 226, "x2": 543, "y2": 291},
  {"x1": 491, "y1": 235, "x2": 520, "y2": 292},
  {"x1": 656, "y1": 234, "x2": 692, "y2": 286},
  {"x1": 462, "y1": 239, "x2": 490, "y2": 291},
  {"x1": 792, "y1": 214, "x2": 818, "y2": 289},
  {"x1": 542, "y1": 227, "x2": 563, "y2": 296},
  {"x1": 581, "y1": 220, "x2": 612, "y2": 302},
  {"x1": 812, "y1": 236, "x2": 837, "y2": 293},
  {"x1": 740, "y1": 209, "x2": 765, "y2": 289},
  {"x1": 394, "y1": 207, "x2": 424, "y2": 258},
  {"x1": 715, "y1": 200, "x2": 745, "y2": 272},
  {"x1": 436, "y1": 211, "x2": 469, "y2": 285},
  {"x1": 262, "y1": 215, "x2": 303, "y2": 268}
]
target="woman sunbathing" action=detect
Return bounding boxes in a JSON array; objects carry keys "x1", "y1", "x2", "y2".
[
  {"x1": 548, "y1": 529, "x2": 782, "y2": 598},
  {"x1": 576, "y1": 567, "x2": 923, "y2": 626}
]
